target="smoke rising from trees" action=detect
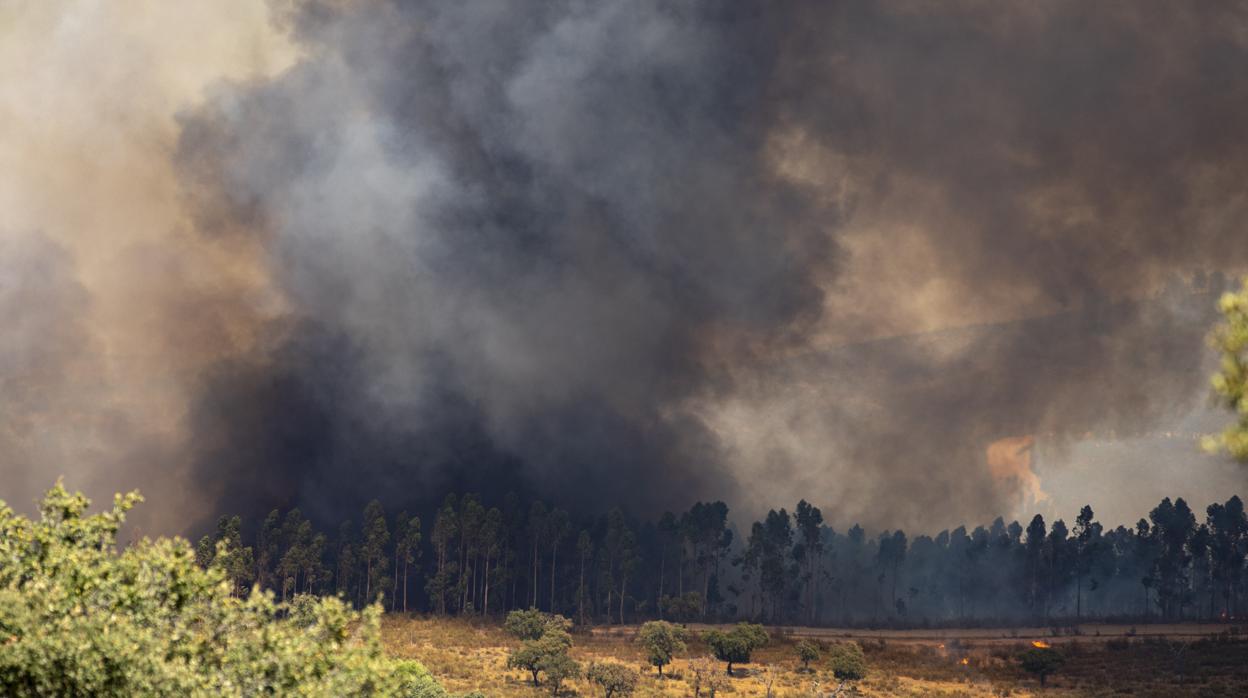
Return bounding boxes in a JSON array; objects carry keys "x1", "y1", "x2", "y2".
[{"x1": 3, "y1": 1, "x2": 1248, "y2": 531}]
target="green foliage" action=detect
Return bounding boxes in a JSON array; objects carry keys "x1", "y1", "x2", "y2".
[
  {"x1": 796, "y1": 640, "x2": 819, "y2": 669},
  {"x1": 1206, "y1": 278, "x2": 1248, "y2": 460},
  {"x1": 658, "y1": 592, "x2": 702, "y2": 622},
  {"x1": 506, "y1": 623, "x2": 576, "y2": 688},
  {"x1": 703, "y1": 622, "x2": 768, "y2": 674},
  {"x1": 537, "y1": 649, "x2": 580, "y2": 695},
  {"x1": 0, "y1": 481, "x2": 444, "y2": 697},
  {"x1": 1019, "y1": 646, "x2": 1065, "y2": 686},
  {"x1": 504, "y1": 608, "x2": 570, "y2": 641},
  {"x1": 637, "y1": 620, "x2": 688, "y2": 675},
  {"x1": 826, "y1": 642, "x2": 866, "y2": 682},
  {"x1": 586, "y1": 662, "x2": 638, "y2": 697}
]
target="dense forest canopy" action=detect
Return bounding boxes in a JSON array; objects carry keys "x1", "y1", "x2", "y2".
[{"x1": 197, "y1": 490, "x2": 1248, "y2": 628}]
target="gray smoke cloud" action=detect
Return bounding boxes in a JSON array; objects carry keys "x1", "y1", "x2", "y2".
[
  {"x1": 21, "y1": 0, "x2": 1240, "y2": 530},
  {"x1": 176, "y1": 1, "x2": 835, "y2": 522}
]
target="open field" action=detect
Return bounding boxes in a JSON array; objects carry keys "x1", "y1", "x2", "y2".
[
  {"x1": 592, "y1": 622, "x2": 1241, "y2": 646},
  {"x1": 382, "y1": 617, "x2": 1248, "y2": 697}
]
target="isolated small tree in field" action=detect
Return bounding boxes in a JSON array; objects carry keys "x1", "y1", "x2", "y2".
[
  {"x1": 826, "y1": 642, "x2": 867, "y2": 694},
  {"x1": 637, "y1": 620, "x2": 688, "y2": 676},
  {"x1": 1205, "y1": 278, "x2": 1248, "y2": 460},
  {"x1": 796, "y1": 640, "x2": 819, "y2": 670},
  {"x1": 506, "y1": 612, "x2": 577, "y2": 688},
  {"x1": 1020, "y1": 646, "x2": 1064, "y2": 687},
  {"x1": 538, "y1": 649, "x2": 580, "y2": 695},
  {"x1": 704, "y1": 622, "x2": 768, "y2": 675},
  {"x1": 587, "y1": 662, "x2": 638, "y2": 697}
]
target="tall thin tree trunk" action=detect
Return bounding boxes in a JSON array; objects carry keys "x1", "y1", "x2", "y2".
[
  {"x1": 619, "y1": 574, "x2": 627, "y2": 625},
  {"x1": 658, "y1": 551, "x2": 665, "y2": 618},
  {"x1": 532, "y1": 541, "x2": 540, "y2": 609},
  {"x1": 509, "y1": 549, "x2": 518, "y2": 612},
  {"x1": 550, "y1": 546, "x2": 558, "y2": 613},
  {"x1": 483, "y1": 554, "x2": 491, "y2": 616},
  {"x1": 1076, "y1": 574, "x2": 1082, "y2": 620},
  {"x1": 702, "y1": 564, "x2": 710, "y2": 619},
  {"x1": 578, "y1": 554, "x2": 586, "y2": 625}
]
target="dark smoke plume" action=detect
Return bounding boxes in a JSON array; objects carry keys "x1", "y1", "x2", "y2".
[{"x1": 170, "y1": 0, "x2": 1248, "y2": 530}]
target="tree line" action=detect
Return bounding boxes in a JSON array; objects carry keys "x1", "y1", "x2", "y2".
[{"x1": 194, "y1": 491, "x2": 1248, "y2": 627}]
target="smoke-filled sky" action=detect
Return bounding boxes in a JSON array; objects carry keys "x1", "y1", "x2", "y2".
[{"x1": 2, "y1": 0, "x2": 1246, "y2": 535}]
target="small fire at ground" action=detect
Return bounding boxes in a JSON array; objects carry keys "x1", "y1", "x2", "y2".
[{"x1": 1032, "y1": 640, "x2": 1051, "y2": 649}]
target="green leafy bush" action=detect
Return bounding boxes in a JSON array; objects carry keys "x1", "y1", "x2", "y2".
[
  {"x1": 1206, "y1": 278, "x2": 1248, "y2": 459},
  {"x1": 637, "y1": 620, "x2": 688, "y2": 676},
  {"x1": 1019, "y1": 646, "x2": 1065, "y2": 687},
  {"x1": 506, "y1": 622, "x2": 578, "y2": 688},
  {"x1": 504, "y1": 608, "x2": 570, "y2": 641},
  {"x1": 537, "y1": 649, "x2": 580, "y2": 695},
  {"x1": 703, "y1": 622, "x2": 768, "y2": 675},
  {"x1": 586, "y1": 662, "x2": 638, "y2": 697},
  {"x1": 796, "y1": 640, "x2": 819, "y2": 670},
  {"x1": 0, "y1": 481, "x2": 445, "y2": 697},
  {"x1": 827, "y1": 641, "x2": 866, "y2": 682}
]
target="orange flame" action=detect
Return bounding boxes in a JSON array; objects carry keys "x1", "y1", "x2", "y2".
[
  {"x1": 1032, "y1": 641, "x2": 1051, "y2": 649},
  {"x1": 959, "y1": 657, "x2": 969, "y2": 666}
]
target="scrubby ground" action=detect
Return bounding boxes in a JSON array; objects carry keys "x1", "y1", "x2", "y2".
[{"x1": 382, "y1": 617, "x2": 1248, "y2": 697}]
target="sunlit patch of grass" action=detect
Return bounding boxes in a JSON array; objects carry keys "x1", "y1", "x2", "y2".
[{"x1": 381, "y1": 617, "x2": 1248, "y2": 697}]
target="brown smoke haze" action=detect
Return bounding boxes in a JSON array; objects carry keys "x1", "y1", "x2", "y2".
[
  {"x1": 0, "y1": 1, "x2": 295, "y2": 531},
  {"x1": 2, "y1": 1, "x2": 1246, "y2": 534}
]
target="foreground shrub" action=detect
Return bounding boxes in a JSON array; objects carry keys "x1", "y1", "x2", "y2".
[
  {"x1": 0, "y1": 481, "x2": 445, "y2": 697},
  {"x1": 586, "y1": 662, "x2": 638, "y2": 697}
]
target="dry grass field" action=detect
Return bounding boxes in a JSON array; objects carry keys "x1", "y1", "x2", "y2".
[{"x1": 381, "y1": 617, "x2": 1248, "y2": 697}]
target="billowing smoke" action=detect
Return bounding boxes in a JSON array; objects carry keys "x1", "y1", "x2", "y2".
[
  {"x1": 176, "y1": 2, "x2": 835, "y2": 522},
  {"x1": 4, "y1": 1, "x2": 1247, "y2": 532},
  {"x1": 171, "y1": 0, "x2": 1248, "y2": 529}
]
